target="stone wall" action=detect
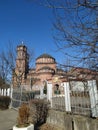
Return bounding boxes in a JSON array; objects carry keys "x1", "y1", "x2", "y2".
[{"x1": 47, "y1": 109, "x2": 98, "y2": 130}]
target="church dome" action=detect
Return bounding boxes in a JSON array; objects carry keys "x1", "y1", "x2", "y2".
[
  {"x1": 36, "y1": 53, "x2": 55, "y2": 60},
  {"x1": 36, "y1": 53, "x2": 56, "y2": 64}
]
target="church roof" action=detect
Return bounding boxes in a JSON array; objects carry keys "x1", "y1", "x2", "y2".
[
  {"x1": 36, "y1": 53, "x2": 55, "y2": 60},
  {"x1": 38, "y1": 66, "x2": 55, "y2": 71}
]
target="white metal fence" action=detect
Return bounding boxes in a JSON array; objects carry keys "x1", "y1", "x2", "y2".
[
  {"x1": 50, "y1": 80, "x2": 98, "y2": 117},
  {"x1": 11, "y1": 87, "x2": 35, "y2": 108},
  {"x1": 0, "y1": 88, "x2": 11, "y2": 96}
]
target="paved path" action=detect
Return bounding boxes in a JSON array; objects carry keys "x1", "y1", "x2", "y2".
[{"x1": 0, "y1": 109, "x2": 18, "y2": 130}]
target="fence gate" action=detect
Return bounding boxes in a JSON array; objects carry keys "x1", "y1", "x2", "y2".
[{"x1": 11, "y1": 87, "x2": 34, "y2": 109}]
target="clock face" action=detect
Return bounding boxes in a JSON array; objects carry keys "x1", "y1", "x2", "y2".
[{"x1": 53, "y1": 77, "x2": 59, "y2": 83}]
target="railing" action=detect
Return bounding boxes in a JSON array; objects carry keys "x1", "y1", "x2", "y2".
[
  {"x1": 0, "y1": 88, "x2": 11, "y2": 96},
  {"x1": 52, "y1": 95, "x2": 65, "y2": 111},
  {"x1": 70, "y1": 91, "x2": 91, "y2": 116},
  {"x1": 51, "y1": 91, "x2": 91, "y2": 117}
]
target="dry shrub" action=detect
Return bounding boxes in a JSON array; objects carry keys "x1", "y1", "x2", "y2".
[
  {"x1": 29, "y1": 99, "x2": 49, "y2": 125},
  {"x1": 16, "y1": 100, "x2": 49, "y2": 128},
  {"x1": 17, "y1": 103, "x2": 30, "y2": 127}
]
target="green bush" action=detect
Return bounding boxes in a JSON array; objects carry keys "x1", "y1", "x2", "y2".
[{"x1": 0, "y1": 96, "x2": 11, "y2": 109}]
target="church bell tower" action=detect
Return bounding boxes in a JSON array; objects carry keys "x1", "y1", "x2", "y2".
[{"x1": 15, "y1": 43, "x2": 29, "y2": 85}]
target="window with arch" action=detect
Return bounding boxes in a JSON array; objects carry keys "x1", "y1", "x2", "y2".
[
  {"x1": 54, "y1": 84, "x2": 61, "y2": 94},
  {"x1": 43, "y1": 81, "x2": 47, "y2": 94}
]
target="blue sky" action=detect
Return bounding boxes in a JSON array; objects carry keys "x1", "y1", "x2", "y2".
[{"x1": 0, "y1": 0, "x2": 65, "y2": 65}]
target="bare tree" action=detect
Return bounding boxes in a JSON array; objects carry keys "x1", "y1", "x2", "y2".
[
  {"x1": 0, "y1": 43, "x2": 35, "y2": 86},
  {"x1": 32, "y1": 0, "x2": 98, "y2": 71},
  {"x1": 0, "y1": 43, "x2": 15, "y2": 83}
]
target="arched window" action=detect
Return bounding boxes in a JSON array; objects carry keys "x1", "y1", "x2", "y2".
[
  {"x1": 54, "y1": 84, "x2": 61, "y2": 94},
  {"x1": 43, "y1": 81, "x2": 47, "y2": 94}
]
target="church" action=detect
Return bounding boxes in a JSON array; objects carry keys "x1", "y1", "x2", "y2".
[
  {"x1": 12, "y1": 44, "x2": 98, "y2": 96},
  {"x1": 12, "y1": 44, "x2": 66, "y2": 94}
]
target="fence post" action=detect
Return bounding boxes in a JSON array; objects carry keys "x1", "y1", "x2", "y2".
[
  {"x1": 1, "y1": 89, "x2": 3, "y2": 95},
  {"x1": 40, "y1": 87, "x2": 44, "y2": 99},
  {"x1": 47, "y1": 83, "x2": 52, "y2": 107},
  {"x1": 88, "y1": 80, "x2": 98, "y2": 117},
  {"x1": 63, "y1": 82, "x2": 71, "y2": 112},
  {"x1": 10, "y1": 84, "x2": 13, "y2": 98},
  {"x1": 9, "y1": 84, "x2": 13, "y2": 108},
  {"x1": 7, "y1": 88, "x2": 10, "y2": 96}
]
